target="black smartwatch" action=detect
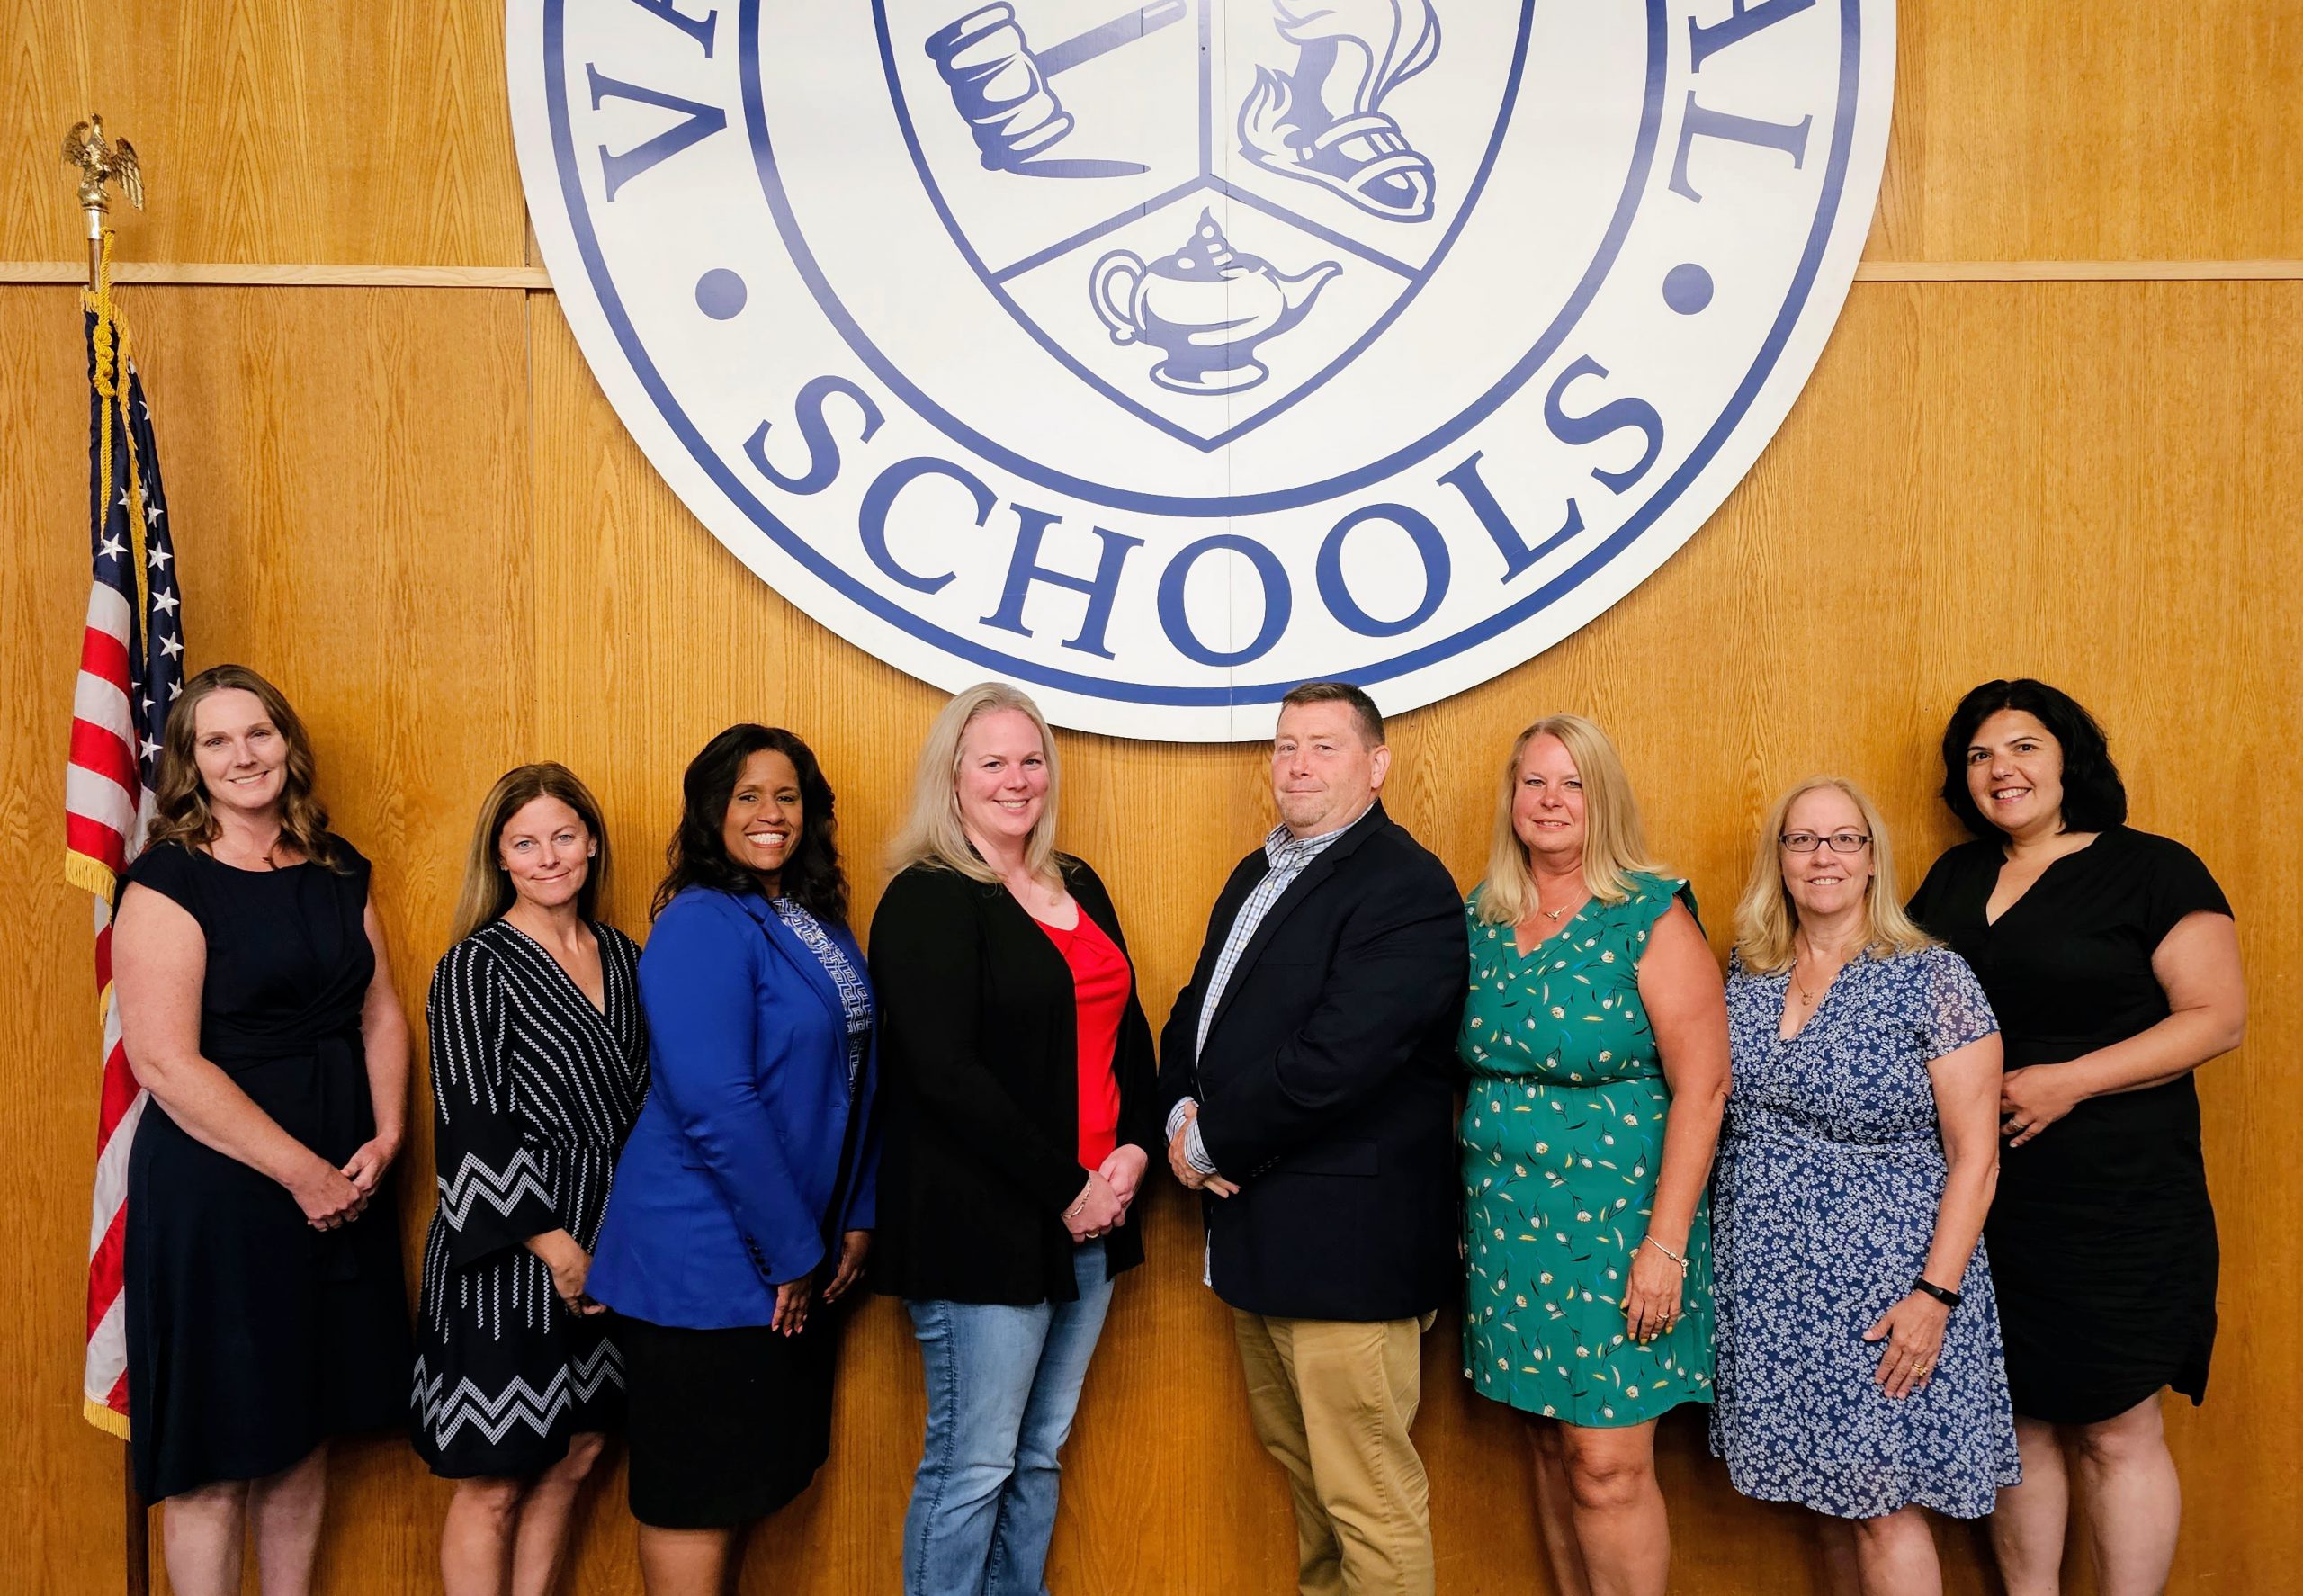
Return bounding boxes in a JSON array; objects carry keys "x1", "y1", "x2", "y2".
[{"x1": 1912, "y1": 1277, "x2": 1963, "y2": 1310}]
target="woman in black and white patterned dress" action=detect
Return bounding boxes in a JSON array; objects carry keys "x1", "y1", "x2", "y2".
[{"x1": 411, "y1": 764, "x2": 649, "y2": 1596}]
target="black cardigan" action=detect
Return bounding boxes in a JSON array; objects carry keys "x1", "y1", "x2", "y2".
[{"x1": 867, "y1": 856, "x2": 1160, "y2": 1304}]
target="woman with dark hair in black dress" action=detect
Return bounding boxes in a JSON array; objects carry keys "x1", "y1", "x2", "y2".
[{"x1": 1909, "y1": 679, "x2": 2245, "y2": 1596}]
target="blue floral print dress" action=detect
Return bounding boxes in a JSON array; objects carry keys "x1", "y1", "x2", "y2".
[
  {"x1": 1710, "y1": 945, "x2": 2021, "y2": 1519},
  {"x1": 1458, "y1": 874, "x2": 1714, "y2": 1426}
]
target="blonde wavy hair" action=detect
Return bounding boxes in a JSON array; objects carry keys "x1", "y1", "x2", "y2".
[
  {"x1": 1734, "y1": 776, "x2": 1935, "y2": 973},
  {"x1": 145, "y1": 664, "x2": 343, "y2": 870},
  {"x1": 888, "y1": 683, "x2": 1065, "y2": 887},
  {"x1": 1475, "y1": 713, "x2": 1668, "y2": 926},
  {"x1": 449, "y1": 763, "x2": 614, "y2": 943}
]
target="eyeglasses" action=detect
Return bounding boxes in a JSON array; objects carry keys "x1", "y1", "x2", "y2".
[{"x1": 1779, "y1": 830, "x2": 1872, "y2": 854}]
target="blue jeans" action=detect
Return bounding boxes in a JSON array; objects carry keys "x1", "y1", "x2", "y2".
[{"x1": 902, "y1": 1242, "x2": 1115, "y2": 1596}]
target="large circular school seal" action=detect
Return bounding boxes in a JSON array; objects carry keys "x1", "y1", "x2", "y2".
[{"x1": 509, "y1": 0, "x2": 1894, "y2": 740}]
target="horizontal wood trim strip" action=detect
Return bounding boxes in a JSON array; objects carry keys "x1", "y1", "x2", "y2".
[
  {"x1": 3, "y1": 261, "x2": 2302, "y2": 290},
  {"x1": 0, "y1": 261, "x2": 555, "y2": 288}
]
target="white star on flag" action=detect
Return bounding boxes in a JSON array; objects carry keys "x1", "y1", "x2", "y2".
[
  {"x1": 144, "y1": 501, "x2": 164, "y2": 526},
  {"x1": 139, "y1": 737, "x2": 159, "y2": 762},
  {"x1": 154, "y1": 587, "x2": 180, "y2": 616},
  {"x1": 159, "y1": 632, "x2": 184, "y2": 660},
  {"x1": 148, "y1": 542, "x2": 172, "y2": 570},
  {"x1": 98, "y1": 533, "x2": 126, "y2": 561}
]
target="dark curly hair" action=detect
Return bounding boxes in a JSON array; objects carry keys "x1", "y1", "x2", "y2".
[
  {"x1": 1938, "y1": 678, "x2": 2128, "y2": 838},
  {"x1": 653, "y1": 724, "x2": 848, "y2": 924}
]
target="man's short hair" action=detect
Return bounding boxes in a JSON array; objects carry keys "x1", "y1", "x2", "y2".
[{"x1": 1277, "y1": 681, "x2": 1385, "y2": 746}]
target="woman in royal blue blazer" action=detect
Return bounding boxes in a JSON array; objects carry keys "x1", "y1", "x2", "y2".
[{"x1": 587, "y1": 724, "x2": 879, "y2": 1594}]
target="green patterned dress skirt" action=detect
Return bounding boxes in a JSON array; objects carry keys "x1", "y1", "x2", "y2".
[{"x1": 1458, "y1": 873, "x2": 1714, "y2": 1426}]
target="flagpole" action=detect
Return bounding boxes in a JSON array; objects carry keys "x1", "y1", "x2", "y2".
[{"x1": 66, "y1": 109, "x2": 153, "y2": 1596}]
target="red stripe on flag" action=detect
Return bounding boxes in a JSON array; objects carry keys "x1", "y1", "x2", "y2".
[
  {"x1": 77, "y1": 623, "x2": 130, "y2": 685},
  {"x1": 66, "y1": 812, "x2": 127, "y2": 876},
  {"x1": 85, "y1": 1204, "x2": 125, "y2": 1340},
  {"x1": 103, "y1": 1368, "x2": 129, "y2": 1417},
  {"x1": 94, "y1": 920, "x2": 113, "y2": 995},
  {"x1": 96, "y1": 1039, "x2": 140, "y2": 1137},
  {"x1": 68, "y1": 714, "x2": 139, "y2": 794}
]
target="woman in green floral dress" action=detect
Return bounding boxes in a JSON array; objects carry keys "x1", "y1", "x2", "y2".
[{"x1": 1457, "y1": 715, "x2": 1730, "y2": 1596}]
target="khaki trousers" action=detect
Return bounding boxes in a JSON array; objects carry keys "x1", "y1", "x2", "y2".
[{"x1": 1232, "y1": 1310, "x2": 1437, "y2": 1596}]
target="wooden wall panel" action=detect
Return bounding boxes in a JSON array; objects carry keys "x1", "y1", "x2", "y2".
[
  {"x1": 1870, "y1": 0, "x2": 2303, "y2": 261},
  {"x1": 3, "y1": 4, "x2": 2300, "y2": 1593},
  {"x1": 0, "y1": 0, "x2": 525, "y2": 266}
]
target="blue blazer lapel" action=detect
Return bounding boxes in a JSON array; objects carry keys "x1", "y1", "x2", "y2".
[{"x1": 733, "y1": 892, "x2": 846, "y2": 1028}]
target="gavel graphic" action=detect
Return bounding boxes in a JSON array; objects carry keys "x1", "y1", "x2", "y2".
[{"x1": 926, "y1": 0, "x2": 1187, "y2": 175}]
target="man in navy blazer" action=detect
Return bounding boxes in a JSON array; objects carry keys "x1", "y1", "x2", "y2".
[{"x1": 1158, "y1": 681, "x2": 1467, "y2": 1596}]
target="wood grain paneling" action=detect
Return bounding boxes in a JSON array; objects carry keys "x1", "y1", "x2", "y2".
[
  {"x1": 1870, "y1": 0, "x2": 2303, "y2": 261},
  {"x1": 0, "y1": 0, "x2": 525, "y2": 266},
  {"x1": 4, "y1": 3, "x2": 2301, "y2": 1593}
]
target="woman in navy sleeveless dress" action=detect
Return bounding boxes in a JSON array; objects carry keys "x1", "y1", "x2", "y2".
[{"x1": 113, "y1": 666, "x2": 409, "y2": 1593}]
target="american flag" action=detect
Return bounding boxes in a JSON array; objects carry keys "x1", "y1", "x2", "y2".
[{"x1": 64, "y1": 241, "x2": 183, "y2": 1439}]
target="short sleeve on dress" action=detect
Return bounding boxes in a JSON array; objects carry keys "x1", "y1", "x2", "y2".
[
  {"x1": 1626, "y1": 874, "x2": 1697, "y2": 938},
  {"x1": 121, "y1": 841, "x2": 200, "y2": 915},
  {"x1": 2136, "y1": 834, "x2": 2232, "y2": 949},
  {"x1": 1920, "y1": 946, "x2": 1998, "y2": 1062}
]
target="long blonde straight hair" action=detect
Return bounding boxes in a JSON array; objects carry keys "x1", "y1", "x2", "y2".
[
  {"x1": 1734, "y1": 776, "x2": 1936, "y2": 973},
  {"x1": 1475, "y1": 713, "x2": 1669, "y2": 926},
  {"x1": 448, "y1": 763, "x2": 614, "y2": 943},
  {"x1": 888, "y1": 683, "x2": 1065, "y2": 886}
]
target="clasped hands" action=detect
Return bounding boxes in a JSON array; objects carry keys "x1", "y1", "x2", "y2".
[
  {"x1": 1165, "y1": 1101, "x2": 1240, "y2": 1197},
  {"x1": 769, "y1": 1227, "x2": 874, "y2": 1339},
  {"x1": 290, "y1": 1132, "x2": 399, "y2": 1233},
  {"x1": 1066, "y1": 1144, "x2": 1150, "y2": 1242}
]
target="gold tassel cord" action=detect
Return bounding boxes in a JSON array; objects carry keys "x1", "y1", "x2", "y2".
[{"x1": 83, "y1": 230, "x2": 152, "y2": 633}]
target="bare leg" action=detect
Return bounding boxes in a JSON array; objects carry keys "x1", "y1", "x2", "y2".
[
  {"x1": 1990, "y1": 1416, "x2": 2070, "y2": 1596},
  {"x1": 510, "y1": 1433, "x2": 606, "y2": 1596},
  {"x1": 246, "y1": 1443, "x2": 329, "y2": 1596},
  {"x1": 1815, "y1": 1516, "x2": 1861, "y2": 1596},
  {"x1": 637, "y1": 1525, "x2": 739, "y2": 1596},
  {"x1": 159, "y1": 1479, "x2": 250, "y2": 1596},
  {"x1": 442, "y1": 1476, "x2": 525, "y2": 1596},
  {"x1": 2070, "y1": 1397, "x2": 2181, "y2": 1596},
  {"x1": 1557, "y1": 1421, "x2": 1669, "y2": 1596},
  {"x1": 1525, "y1": 1419, "x2": 1593, "y2": 1596},
  {"x1": 1850, "y1": 1507, "x2": 1943, "y2": 1596}
]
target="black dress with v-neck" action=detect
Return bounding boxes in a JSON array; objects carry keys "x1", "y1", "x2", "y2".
[
  {"x1": 411, "y1": 919, "x2": 650, "y2": 1476},
  {"x1": 1909, "y1": 826, "x2": 2231, "y2": 1424},
  {"x1": 121, "y1": 838, "x2": 410, "y2": 1501}
]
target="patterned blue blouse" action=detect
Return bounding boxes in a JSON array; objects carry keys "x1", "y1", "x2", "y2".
[{"x1": 772, "y1": 897, "x2": 873, "y2": 1092}]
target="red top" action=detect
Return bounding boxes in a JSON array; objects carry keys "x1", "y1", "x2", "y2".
[{"x1": 1037, "y1": 908, "x2": 1129, "y2": 1170}]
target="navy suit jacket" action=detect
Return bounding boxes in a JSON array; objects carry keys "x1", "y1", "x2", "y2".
[
  {"x1": 1157, "y1": 801, "x2": 1467, "y2": 1321},
  {"x1": 589, "y1": 885, "x2": 879, "y2": 1330}
]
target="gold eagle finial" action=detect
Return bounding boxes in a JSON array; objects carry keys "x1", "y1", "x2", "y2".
[{"x1": 65, "y1": 114, "x2": 144, "y2": 217}]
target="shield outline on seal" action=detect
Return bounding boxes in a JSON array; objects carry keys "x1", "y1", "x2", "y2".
[{"x1": 857, "y1": 0, "x2": 1544, "y2": 453}]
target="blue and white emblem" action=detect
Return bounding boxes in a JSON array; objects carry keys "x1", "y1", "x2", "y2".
[{"x1": 510, "y1": 0, "x2": 1894, "y2": 740}]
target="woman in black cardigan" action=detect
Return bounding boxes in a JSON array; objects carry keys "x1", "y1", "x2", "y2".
[{"x1": 871, "y1": 682, "x2": 1158, "y2": 1596}]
